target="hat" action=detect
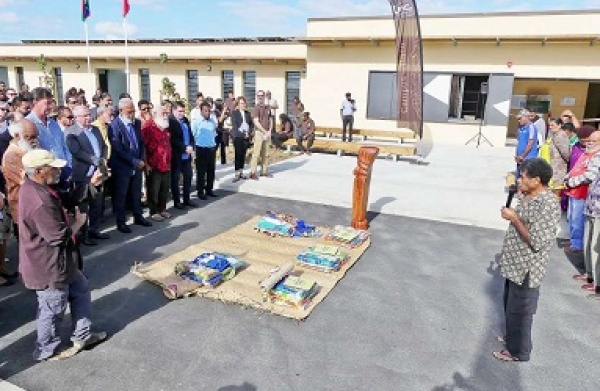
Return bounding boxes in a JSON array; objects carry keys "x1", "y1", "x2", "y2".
[
  {"x1": 345, "y1": 92, "x2": 351, "y2": 96},
  {"x1": 516, "y1": 109, "x2": 531, "y2": 118},
  {"x1": 22, "y1": 149, "x2": 66, "y2": 169}
]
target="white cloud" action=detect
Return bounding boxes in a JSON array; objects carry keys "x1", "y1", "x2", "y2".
[
  {"x1": 0, "y1": 0, "x2": 15, "y2": 6},
  {"x1": 220, "y1": 0, "x2": 305, "y2": 36},
  {"x1": 94, "y1": 21, "x2": 139, "y2": 40},
  {"x1": 0, "y1": 11, "x2": 19, "y2": 24}
]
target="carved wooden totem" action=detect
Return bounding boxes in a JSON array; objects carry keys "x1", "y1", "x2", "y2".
[{"x1": 351, "y1": 147, "x2": 379, "y2": 230}]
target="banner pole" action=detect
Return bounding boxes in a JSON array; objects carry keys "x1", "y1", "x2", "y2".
[{"x1": 123, "y1": 17, "x2": 130, "y2": 93}]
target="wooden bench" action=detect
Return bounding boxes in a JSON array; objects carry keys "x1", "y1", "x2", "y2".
[
  {"x1": 282, "y1": 138, "x2": 416, "y2": 160},
  {"x1": 315, "y1": 127, "x2": 416, "y2": 142}
]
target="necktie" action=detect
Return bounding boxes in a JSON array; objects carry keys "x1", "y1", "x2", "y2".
[{"x1": 127, "y1": 123, "x2": 137, "y2": 151}]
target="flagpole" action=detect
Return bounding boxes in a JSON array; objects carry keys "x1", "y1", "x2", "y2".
[
  {"x1": 84, "y1": 19, "x2": 93, "y2": 97},
  {"x1": 123, "y1": 16, "x2": 130, "y2": 93}
]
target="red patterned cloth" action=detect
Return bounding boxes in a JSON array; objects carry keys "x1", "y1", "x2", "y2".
[{"x1": 141, "y1": 120, "x2": 172, "y2": 173}]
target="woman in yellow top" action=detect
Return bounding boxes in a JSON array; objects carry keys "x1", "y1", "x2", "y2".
[{"x1": 539, "y1": 117, "x2": 571, "y2": 196}]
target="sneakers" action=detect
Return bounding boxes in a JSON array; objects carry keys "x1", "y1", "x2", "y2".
[{"x1": 48, "y1": 332, "x2": 107, "y2": 361}]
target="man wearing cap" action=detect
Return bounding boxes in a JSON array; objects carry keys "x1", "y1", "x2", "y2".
[
  {"x1": 515, "y1": 109, "x2": 539, "y2": 177},
  {"x1": 340, "y1": 92, "x2": 357, "y2": 142},
  {"x1": 18, "y1": 149, "x2": 106, "y2": 361}
]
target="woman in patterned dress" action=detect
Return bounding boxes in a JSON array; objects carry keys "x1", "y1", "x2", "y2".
[{"x1": 547, "y1": 117, "x2": 571, "y2": 197}]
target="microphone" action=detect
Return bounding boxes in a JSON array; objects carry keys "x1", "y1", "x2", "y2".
[{"x1": 505, "y1": 173, "x2": 517, "y2": 208}]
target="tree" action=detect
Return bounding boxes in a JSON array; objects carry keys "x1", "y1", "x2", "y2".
[{"x1": 37, "y1": 54, "x2": 56, "y2": 94}]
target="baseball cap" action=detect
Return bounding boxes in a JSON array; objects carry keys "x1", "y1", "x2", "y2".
[
  {"x1": 22, "y1": 149, "x2": 66, "y2": 169},
  {"x1": 516, "y1": 109, "x2": 531, "y2": 118}
]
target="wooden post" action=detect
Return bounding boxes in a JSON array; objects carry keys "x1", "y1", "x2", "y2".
[{"x1": 351, "y1": 146, "x2": 379, "y2": 230}]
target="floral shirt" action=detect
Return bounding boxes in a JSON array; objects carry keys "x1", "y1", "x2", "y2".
[
  {"x1": 499, "y1": 190, "x2": 560, "y2": 288},
  {"x1": 549, "y1": 131, "x2": 570, "y2": 189},
  {"x1": 141, "y1": 120, "x2": 171, "y2": 173}
]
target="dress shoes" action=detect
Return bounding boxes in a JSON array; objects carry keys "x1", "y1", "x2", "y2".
[
  {"x1": 184, "y1": 200, "x2": 199, "y2": 207},
  {"x1": 174, "y1": 203, "x2": 186, "y2": 210},
  {"x1": 117, "y1": 223, "x2": 132, "y2": 234},
  {"x1": 134, "y1": 218, "x2": 152, "y2": 227},
  {"x1": 88, "y1": 231, "x2": 110, "y2": 240},
  {"x1": 206, "y1": 191, "x2": 218, "y2": 197},
  {"x1": 80, "y1": 238, "x2": 98, "y2": 246},
  {"x1": 197, "y1": 194, "x2": 207, "y2": 200},
  {"x1": 0, "y1": 277, "x2": 15, "y2": 287}
]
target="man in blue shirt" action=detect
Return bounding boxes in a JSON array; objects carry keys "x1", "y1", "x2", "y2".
[
  {"x1": 27, "y1": 87, "x2": 72, "y2": 197},
  {"x1": 515, "y1": 109, "x2": 538, "y2": 177},
  {"x1": 192, "y1": 102, "x2": 217, "y2": 200}
]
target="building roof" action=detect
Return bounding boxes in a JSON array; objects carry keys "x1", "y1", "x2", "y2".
[
  {"x1": 307, "y1": 8, "x2": 600, "y2": 21},
  {"x1": 21, "y1": 37, "x2": 298, "y2": 45}
]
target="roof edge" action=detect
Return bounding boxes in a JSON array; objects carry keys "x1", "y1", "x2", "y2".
[{"x1": 307, "y1": 9, "x2": 600, "y2": 22}]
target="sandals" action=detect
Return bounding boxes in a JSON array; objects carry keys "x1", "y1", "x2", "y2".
[{"x1": 493, "y1": 350, "x2": 520, "y2": 362}]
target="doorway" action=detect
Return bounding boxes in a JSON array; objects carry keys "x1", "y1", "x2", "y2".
[{"x1": 98, "y1": 69, "x2": 127, "y2": 100}]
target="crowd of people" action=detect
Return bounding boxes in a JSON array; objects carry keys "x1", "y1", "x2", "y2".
[
  {"x1": 0, "y1": 82, "x2": 320, "y2": 361},
  {"x1": 495, "y1": 108, "x2": 600, "y2": 362}
]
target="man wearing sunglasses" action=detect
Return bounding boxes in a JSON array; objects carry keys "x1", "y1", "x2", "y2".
[{"x1": 56, "y1": 106, "x2": 75, "y2": 133}]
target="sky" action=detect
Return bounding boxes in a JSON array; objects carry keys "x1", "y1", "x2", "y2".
[{"x1": 0, "y1": 0, "x2": 597, "y2": 42}]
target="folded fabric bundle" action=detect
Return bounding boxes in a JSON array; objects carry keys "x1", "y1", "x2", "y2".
[
  {"x1": 324, "y1": 225, "x2": 370, "y2": 248},
  {"x1": 254, "y1": 211, "x2": 320, "y2": 238},
  {"x1": 296, "y1": 244, "x2": 349, "y2": 272},
  {"x1": 175, "y1": 262, "x2": 223, "y2": 287},
  {"x1": 175, "y1": 252, "x2": 247, "y2": 286},
  {"x1": 268, "y1": 275, "x2": 318, "y2": 310}
]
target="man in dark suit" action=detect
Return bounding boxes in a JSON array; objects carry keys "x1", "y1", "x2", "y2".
[
  {"x1": 66, "y1": 105, "x2": 109, "y2": 244},
  {"x1": 108, "y1": 98, "x2": 152, "y2": 233},
  {"x1": 167, "y1": 101, "x2": 196, "y2": 209}
]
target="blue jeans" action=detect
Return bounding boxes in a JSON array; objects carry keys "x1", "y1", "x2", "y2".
[
  {"x1": 34, "y1": 270, "x2": 91, "y2": 361},
  {"x1": 568, "y1": 197, "x2": 586, "y2": 250}
]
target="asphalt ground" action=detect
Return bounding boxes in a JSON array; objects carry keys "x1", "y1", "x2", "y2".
[{"x1": 0, "y1": 192, "x2": 598, "y2": 391}]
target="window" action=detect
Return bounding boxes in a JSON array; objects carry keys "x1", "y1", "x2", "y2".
[
  {"x1": 222, "y1": 70, "x2": 234, "y2": 98},
  {"x1": 366, "y1": 71, "x2": 397, "y2": 120},
  {"x1": 186, "y1": 70, "x2": 199, "y2": 102},
  {"x1": 53, "y1": 67, "x2": 63, "y2": 103},
  {"x1": 448, "y1": 75, "x2": 488, "y2": 120},
  {"x1": 15, "y1": 66, "x2": 24, "y2": 88},
  {"x1": 285, "y1": 71, "x2": 301, "y2": 115},
  {"x1": 243, "y1": 71, "x2": 256, "y2": 107},
  {"x1": 0, "y1": 67, "x2": 8, "y2": 87},
  {"x1": 139, "y1": 68, "x2": 151, "y2": 101}
]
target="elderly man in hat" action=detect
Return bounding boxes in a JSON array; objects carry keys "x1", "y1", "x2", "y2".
[
  {"x1": 515, "y1": 109, "x2": 539, "y2": 178},
  {"x1": 18, "y1": 149, "x2": 106, "y2": 361}
]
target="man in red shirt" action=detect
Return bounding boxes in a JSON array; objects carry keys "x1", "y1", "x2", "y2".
[{"x1": 141, "y1": 106, "x2": 172, "y2": 221}]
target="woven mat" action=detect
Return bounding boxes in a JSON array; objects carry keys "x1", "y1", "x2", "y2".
[{"x1": 132, "y1": 215, "x2": 371, "y2": 320}]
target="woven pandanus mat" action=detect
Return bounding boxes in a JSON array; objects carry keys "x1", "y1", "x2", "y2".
[{"x1": 132, "y1": 215, "x2": 371, "y2": 320}]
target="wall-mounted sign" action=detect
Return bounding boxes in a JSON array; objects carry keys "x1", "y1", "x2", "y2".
[
  {"x1": 511, "y1": 95, "x2": 527, "y2": 110},
  {"x1": 561, "y1": 96, "x2": 576, "y2": 106}
]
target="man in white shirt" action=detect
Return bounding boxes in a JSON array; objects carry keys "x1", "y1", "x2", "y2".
[
  {"x1": 189, "y1": 92, "x2": 204, "y2": 124},
  {"x1": 529, "y1": 110, "x2": 547, "y2": 147},
  {"x1": 340, "y1": 92, "x2": 356, "y2": 142}
]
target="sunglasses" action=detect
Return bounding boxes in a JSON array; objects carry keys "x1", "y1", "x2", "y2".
[
  {"x1": 66, "y1": 115, "x2": 74, "y2": 119},
  {"x1": 68, "y1": 100, "x2": 77, "y2": 104},
  {"x1": 141, "y1": 107, "x2": 151, "y2": 111}
]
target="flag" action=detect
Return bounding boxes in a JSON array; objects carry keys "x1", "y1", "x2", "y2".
[
  {"x1": 388, "y1": 0, "x2": 423, "y2": 138},
  {"x1": 123, "y1": 0, "x2": 130, "y2": 17},
  {"x1": 81, "y1": 0, "x2": 90, "y2": 21}
]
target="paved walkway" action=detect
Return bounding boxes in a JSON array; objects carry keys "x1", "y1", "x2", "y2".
[{"x1": 215, "y1": 144, "x2": 515, "y2": 230}]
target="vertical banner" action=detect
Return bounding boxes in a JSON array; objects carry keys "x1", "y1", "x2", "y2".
[
  {"x1": 82, "y1": 0, "x2": 93, "y2": 98},
  {"x1": 388, "y1": 0, "x2": 423, "y2": 138}
]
